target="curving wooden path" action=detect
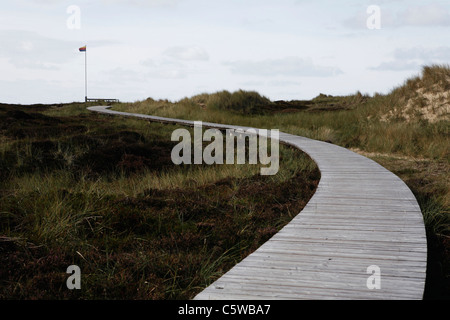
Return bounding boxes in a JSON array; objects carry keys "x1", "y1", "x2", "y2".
[{"x1": 88, "y1": 105, "x2": 427, "y2": 300}]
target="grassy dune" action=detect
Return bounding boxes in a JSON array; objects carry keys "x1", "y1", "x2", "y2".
[
  {"x1": 116, "y1": 65, "x2": 449, "y2": 160},
  {"x1": 115, "y1": 64, "x2": 449, "y2": 299}
]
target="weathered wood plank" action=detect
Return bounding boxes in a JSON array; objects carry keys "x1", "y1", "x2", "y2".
[{"x1": 88, "y1": 106, "x2": 427, "y2": 300}]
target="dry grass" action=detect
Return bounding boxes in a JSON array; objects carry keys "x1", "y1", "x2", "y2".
[
  {"x1": 380, "y1": 64, "x2": 450, "y2": 123},
  {"x1": 0, "y1": 102, "x2": 319, "y2": 299}
]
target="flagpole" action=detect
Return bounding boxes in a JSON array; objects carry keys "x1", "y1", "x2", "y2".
[{"x1": 84, "y1": 46, "x2": 87, "y2": 103}]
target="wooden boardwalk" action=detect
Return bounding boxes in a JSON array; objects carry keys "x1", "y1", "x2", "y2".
[{"x1": 88, "y1": 106, "x2": 427, "y2": 300}]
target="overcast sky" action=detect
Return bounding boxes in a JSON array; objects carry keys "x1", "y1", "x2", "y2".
[{"x1": 1, "y1": 0, "x2": 450, "y2": 104}]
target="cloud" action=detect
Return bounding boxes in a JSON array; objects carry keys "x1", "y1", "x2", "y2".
[
  {"x1": 399, "y1": 3, "x2": 450, "y2": 27},
  {"x1": 343, "y1": 3, "x2": 450, "y2": 29},
  {"x1": 163, "y1": 46, "x2": 209, "y2": 61},
  {"x1": 9, "y1": 58, "x2": 60, "y2": 70},
  {"x1": 99, "y1": 0, "x2": 181, "y2": 7},
  {"x1": 0, "y1": 78, "x2": 80, "y2": 104},
  {"x1": 140, "y1": 59, "x2": 188, "y2": 79},
  {"x1": 370, "y1": 60, "x2": 420, "y2": 71},
  {"x1": 139, "y1": 46, "x2": 209, "y2": 79},
  {"x1": 224, "y1": 56, "x2": 343, "y2": 77},
  {"x1": 370, "y1": 46, "x2": 450, "y2": 71},
  {"x1": 0, "y1": 30, "x2": 80, "y2": 70},
  {"x1": 394, "y1": 46, "x2": 450, "y2": 60},
  {"x1": 147, "y1": 68, "x2": 187, "y2": 79},
  {"x1": 105, "y1": 67, "x2": 145, "y2": 82},
  {"x1": 268, "y1": 80, "x2": 301, "y2": 87},
  {"x1": 0, "y1": 30, "x2": 118, "y2": 72},
  {"x1": 26, "y1": 0, "x2": 62, "y2": 4}
]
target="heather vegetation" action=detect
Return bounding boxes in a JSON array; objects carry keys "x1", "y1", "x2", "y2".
[{"x1": 0, "y1": 102, "x2": 319, "y2": 299}]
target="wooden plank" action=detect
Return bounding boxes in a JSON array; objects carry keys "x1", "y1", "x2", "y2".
[{"x1": 88, "y1": 105, "x2": 427, "y2": 300}]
